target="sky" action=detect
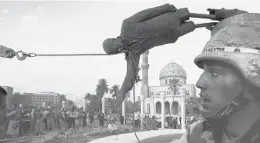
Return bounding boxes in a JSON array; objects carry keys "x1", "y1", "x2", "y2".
[{"x1": 0, "y1": 0, "x2": 259, "y2": 103}]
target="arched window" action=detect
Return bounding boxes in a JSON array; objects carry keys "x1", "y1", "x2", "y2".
[
  {"x1": 165, "y1": 102, "x2": 170, "y2": 114},
  {"x1": 156, "y1": 102, "x2": 161, "y2": 114},
  {"x1": 147, "y1": 103, "x2": 150, "y2": 114}
]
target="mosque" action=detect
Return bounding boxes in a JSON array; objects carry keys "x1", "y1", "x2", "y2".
[{"x1": 139, "y1": 51, "x2": 196, "y2": 118}]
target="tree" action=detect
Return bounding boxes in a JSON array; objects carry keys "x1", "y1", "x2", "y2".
[
  {"x1": 168, "y1": 78, "x2": 181, "y2": 97},
  {"x1": 125, "y1": 100, "x2": 141, "y2": 114},
  {"x1": 84, "y1": 93, "x2": 91, "y2": 101},
  {"x1": 104, "y1": 97, "x2": 118, "y2": 114},
  {"x1": 110, "y1": 85, "x2": 120, "y2": 97},
  {"x1": 84, "y1": 93, "x2": 100, "y2": 113},
  {"x1": 60, "y1": 94, "x2": 67, "y2": 104},
  {"x1": 96, "y1": 78, "x2": 109, "y2": 112},
  {"x1": 168, "y1": 78, "x2": 181, "y2": 114},
  {"x1": 67, "y1": 100, "x2": 74, "y2": 107}
]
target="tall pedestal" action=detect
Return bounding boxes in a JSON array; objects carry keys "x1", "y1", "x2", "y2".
[
  {"x1": 161, "y1": 92, "x2": 165, "y2": 129},
  {"x1": 180, "y1": 87, "x2": 186, "y2": 131},
  {"x1": 102, "y1": 97, "x2": 105, "y2": 114}
]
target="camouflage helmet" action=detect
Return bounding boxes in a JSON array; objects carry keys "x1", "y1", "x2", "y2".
[{"x1": 194, "y1": 13, "x2": 260, "y2": 90}]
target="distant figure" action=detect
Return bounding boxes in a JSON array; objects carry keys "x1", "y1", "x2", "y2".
[
  {"x1": 35, "y1": 107, "x2": 43, "y2": 135},
  {"x1": 60, "y1": 108, "x2": 67, "y2": 129},
  {"x1": 42, "y1": 108, "x2": 49, "y2": 131},
  {"x1": 173, "y1": 117, "x2": 177, "y2": 129},
  {"x1": 6, "y1": 105, "x2": 21, "y2": 137},
  {"x1": 168, "y1": 115, "x2": 173, "y2": 129},
  {"x1": 89, "y1": 112, "x2": 94, "y2": 124},
  {"x1": 134, "y1": 112, "x2": 140, "y2": 129},
  {"x1": 98, "y1": 113, "x2": 105, "y2": 127},
  {"x1": 120, "y1": 114, "x2": 124, "y2": 125},
  {"x1": 67, "y1": 106, "x2": 76, "y2": 129},
  {"x1": 46, "y1": 106, "x2": 55, "y2": 130},
  {"x1": 179, "y1": 116, "x2": 182, "y2": 125},
  {"x1": 82, "y1": 110, "x2": 87, "y2": 127},
  {"x1": 30, "y1": 107, "x2": 36, "y2": 132}
]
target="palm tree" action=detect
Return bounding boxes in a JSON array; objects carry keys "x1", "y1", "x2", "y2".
[
  {"x1": 110, "y1": 85, "x2": 120, "y2": 97},
  {"x1": 96, "y1": 78, "x2": 109, "y2": 112},
  {"x1": 168, "y1": 78, "x2": 181, "y2": 114},
  {"x1": 168, "y1": 78, "x2": 181, "y2": 97}
]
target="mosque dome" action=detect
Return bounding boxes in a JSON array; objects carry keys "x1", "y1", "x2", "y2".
[{"x1": 159, "y1": 61, "x2": 187, "y2": 80}]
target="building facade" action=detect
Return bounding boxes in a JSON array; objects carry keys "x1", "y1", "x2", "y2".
[
  {"x1": 32, "y1": 92, "x2": 61, "y2": 106},
  {"x1": 140, "y1": 51, "x2": 196, "y2": 117}
]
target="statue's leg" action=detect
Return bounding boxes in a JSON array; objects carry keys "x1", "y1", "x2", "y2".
[{"x1": 116, "y1": 53, "x2": 140, "y2": 105}]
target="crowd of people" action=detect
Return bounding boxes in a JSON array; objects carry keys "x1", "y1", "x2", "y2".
[
  {"x1": 3, "y1": 103, "x2": 198, "y2": 139},
  {"x1": 2, "y1": 103, "x2": 132, "y2": 139},
  {"x1": 132, "y1": 112, "x2": 198, "y2": 130},
  {"x1": 3, "y1": 104, "x2": 90, "y2": 138}
]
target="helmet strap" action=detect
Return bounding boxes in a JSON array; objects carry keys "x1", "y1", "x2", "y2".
[{"x1": 203, "y1": 92, "x2": 250, "y2": 143}]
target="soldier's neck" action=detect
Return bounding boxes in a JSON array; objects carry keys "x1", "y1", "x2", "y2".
[{"x1": 225, "y1": 101, "x2": 260, "y2": 139}]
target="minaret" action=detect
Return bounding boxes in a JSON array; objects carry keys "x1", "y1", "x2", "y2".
[{"x1": 141, "y1": 51, "x2": 149, "y2": 97}]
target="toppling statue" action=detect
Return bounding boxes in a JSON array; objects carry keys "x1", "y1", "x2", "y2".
[{"x1": 102, "y1": 4, "x2": 247, "y2": 105}]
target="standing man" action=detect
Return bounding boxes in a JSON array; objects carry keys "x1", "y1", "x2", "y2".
[
  {"x1": 46, "y1": 106, "x2": 55, "y2": 130},
  {"x1": 120, "y1": 114, "x2": 124, "y2": 125},
  {"x1": 0, "y1": 87, "x2": 7, "y2": 139},
  {"x1": 82, "y1": 109, "x2": 87, "y2": 127},
  {"x1": 172, "y1": 117, "x2": 178, "y2": 129},
  {"x1": 98, "y1": 112, "x2": 105, "y2": 128},
  {"x1": 30, "y1": 107, "x2": 36, "y2": 132}
]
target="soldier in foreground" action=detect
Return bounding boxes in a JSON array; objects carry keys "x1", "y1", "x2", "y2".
[
  {"x1": 174, "y1": 13, "x2": 260, "y2": 143},
  {"x1": 103, "y1": 4, "x2": 260, "y2": 143}
]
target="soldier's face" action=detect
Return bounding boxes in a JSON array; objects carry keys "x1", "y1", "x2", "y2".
[{"x1": 196, "y1": 60, "x2": 244, "y2": 118}]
